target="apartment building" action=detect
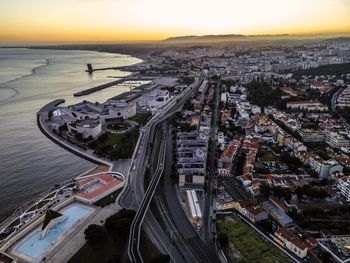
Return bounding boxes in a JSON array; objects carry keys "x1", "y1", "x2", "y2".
[{"x1": 325, "y1": 132, "x2": 350, "y2": 149}]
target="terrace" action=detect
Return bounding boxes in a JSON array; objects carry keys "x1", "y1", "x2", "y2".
[
  {"x1": 9, "y1": 203, "x2": 95, "y2": 263},
  {"x1": 76, "y1": 173, "x2": 124, "y2": 204}
]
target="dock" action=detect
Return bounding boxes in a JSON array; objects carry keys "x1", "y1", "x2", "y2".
[{"x1": 73, "y1": 74, "x2": 156, "y2": 97}]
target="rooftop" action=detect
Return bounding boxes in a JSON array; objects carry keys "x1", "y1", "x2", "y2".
[{"x1": 77, "y1": 174, "x2": 123, "y2": 201}]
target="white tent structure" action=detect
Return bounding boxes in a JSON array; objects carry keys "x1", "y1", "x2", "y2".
[{"x1": 40, "y1": 209, "x2": 68, "y2": 239}]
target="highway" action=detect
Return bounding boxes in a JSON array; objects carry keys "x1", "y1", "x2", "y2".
[
  {"x1": 128, "y1": 125, "x2": 167, "y2": 263},
  {"x1": 331, "y1": 86, "x2": 344, "y2": 111},
  {"x1": 119, "y1": 77, "x2": 203, "y2": 210},
  {"x1": 119, "y1": 77, "x2": 204, "y2": 262}
]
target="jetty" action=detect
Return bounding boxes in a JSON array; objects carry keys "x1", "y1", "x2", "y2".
[{"x1": 73, "y1": 74, "x2": 156, "y2": 97}]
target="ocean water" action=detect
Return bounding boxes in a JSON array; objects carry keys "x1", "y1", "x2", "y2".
[{"x1": 0, "y1": 48, "x2": 141, "y2": 221}]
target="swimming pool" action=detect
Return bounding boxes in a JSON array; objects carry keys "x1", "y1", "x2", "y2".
[{"x1": 14, "y1": 204, "x2": 93, "y2": 261}]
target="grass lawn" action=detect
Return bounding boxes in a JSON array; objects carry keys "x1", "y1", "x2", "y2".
[
  {"x1": 90, "y1": 129, "x2": 139, "y2": 159},
  {"x1": 106, "y1": 121, "x2": 131, "y2": 131},
  {"x1": 130, "y1": 112, "x2": 152, "y2": 126},
  {"x1": 103, "y1": 133, "x2": 129, "y2": 145},
  {"x1": 94, "y1": 188, "x2": 123, "y2": 207},
  {"x1": 217, "y1": 217, "x2": 290, "y2": 263}
]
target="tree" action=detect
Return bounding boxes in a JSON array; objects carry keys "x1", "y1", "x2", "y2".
[
  {"x1": 58, "y1": 123, "x2": 68, "y2": 132},
  {"x1": 246, "y1": 81, "x2": 284, "y2": 109},
  {"x1": 257, "y1": 220, "x2": 273, "y2": 233},
  {"x1": 75, "y1": 132, "x2": 83, "y2": 140},
  {"x1": 303, "y1": 207, "x2": 325, "y2": 217},
  {"x1": 295, "y1": 185, "x2": 328, "y2": 200},
  {"x1": 295, "y1": 187, "x2": 304, "y2": 200},
  {"x1": 235, "y1": 153, "x2": 246, "y2": 176},
  {"x1": 280, "y1": 152, "x2": 303, "y2": 169},
  {"x1": 84, "y1": 224, "x2": 105, "y2": 245},
  {"x1": 271, "y1": 186, "x2": 292, "y2": 200},
  {"x1": 218, "y1": 232, "x2": 229, "y2": 248},
  {"x1": 260, "y1": 182, "x2": 271, "y2": 198},
  {"x1": 48, "y1": 110, "x2": 53, "y2": 121},
  {"x1": 105, "y1": 209, "x2": 136, "y2": 237}
]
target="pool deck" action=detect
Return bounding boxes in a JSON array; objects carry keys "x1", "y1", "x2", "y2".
[
  {"x1": 7, "y1": 201, "x2": 120, "y2": 263},
  {"x1": 4, "y1": 199, "x2": 123, "y2": 263},
  {"x1": 47, "y1": 202, "x2": 122, "y2": 263},
  {"x1": 6, "y1": 202, "x2": 95, "y2": 262}
]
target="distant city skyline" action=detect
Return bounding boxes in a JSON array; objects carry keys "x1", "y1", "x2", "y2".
[{"x1": 1, "y1": 0, "x2": 350, "y2": 42}]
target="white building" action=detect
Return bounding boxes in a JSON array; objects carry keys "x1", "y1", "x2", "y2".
[
  {"x1": 336, "y1": 176, "x2": 350, "y2": 202},
  {"x1": 137, "y1": 89, "x2": 171, "y2": 112},
  {"x1": 251, "y1": 105, "x2": 261, "y2": 115},
  {"x1": 217, "y1": 132, "x2": 225, "y2": 146},
  {"x1": 177, "y1": 131, "x2": 208, "y2": 188},
  {"x1": 104, "y1": 100, "x2": 137, "y2": 120},
  {"x1": 64, "y1": 100, "x2": 136, "y2": 124},
  {"x1": 298, "y1": 129, "x2": 325, "y2": 142},
  {"x1": 274, "y1": 228, "x2": 308, "y2": 258},
  {"x1": 309, "y1": 155, "x2": 343, "y2": 179},
  {"x1": 286, "y1": 101, "x2": 328, "y2": 112},
  {"x1": 337, "y1": 86, "x2": 350, "y2": 107},
  {"x1": 325, "y1": 132, "x2": 350, "y2": 149},
  {"x1": 185, "y1": 190, "x2": 202, "y2": 220},
  {"x1": 67, "y1": 118, "x2": 102, "y2": 139}
]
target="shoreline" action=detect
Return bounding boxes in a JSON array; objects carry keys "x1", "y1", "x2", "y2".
[
  {"x1": 0, "y1": 47, "x2": 145, "y2": 257},
  {"x1": 36, "y1": 112, "x2": 112, "y2": 166},
  {"x1": 0, "y1": 47, "x2": 142, "y2": 226},
  {"x1": 24, "y1": 45, "x2": 148, "y2": 66}
]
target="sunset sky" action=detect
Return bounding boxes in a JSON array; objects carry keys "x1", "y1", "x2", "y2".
[{"x1": 1, "y1": 0, "x2": 350, "y2": 42}]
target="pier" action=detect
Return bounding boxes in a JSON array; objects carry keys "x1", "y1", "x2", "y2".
[{"x1": 73, "y1": 74, "x2": 156, "y2": 97}]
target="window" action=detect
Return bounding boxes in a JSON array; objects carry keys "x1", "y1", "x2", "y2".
[{"x1": 185, "y1": 175, "x2": 192, "y2": 183}]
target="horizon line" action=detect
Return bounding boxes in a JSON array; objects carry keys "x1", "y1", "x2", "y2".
[{"x1": 1, "y1": 31, "x2": 350, "y2": 45}]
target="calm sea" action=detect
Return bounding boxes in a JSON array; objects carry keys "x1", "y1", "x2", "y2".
[{"x1": 0, "y1": 48, "x2": 141, "y2": 221}]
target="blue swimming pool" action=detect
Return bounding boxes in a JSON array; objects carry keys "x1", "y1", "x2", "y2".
[{"x1": 15, "y1": 204, "x2": 93, "y2": 260}]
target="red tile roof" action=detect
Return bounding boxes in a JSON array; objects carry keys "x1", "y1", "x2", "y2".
[
  {"x1": 79, "y1": 177, "x2": 95, "y2": 187},
  {"x1": 78, "y1": 180, "x2": 122, "y2": 200},
  {"x1": 77, "y1": 174, "x2": 123, "y2": 200},
  {"x1": 237, "y1": 199, "x2": 258, "y2": 208},
  {"x1": 275, "y1": 228, "x2": 308, "y2": 250}
]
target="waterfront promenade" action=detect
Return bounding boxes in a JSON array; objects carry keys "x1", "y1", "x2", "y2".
[
  {"x1": 0, "y1": 99, "x2": 132, "y2": 261},
  {"x1": 37, "y1": 100, "x2": 114, "y2": 167}
]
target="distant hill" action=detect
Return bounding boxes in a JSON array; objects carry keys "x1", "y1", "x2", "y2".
[{"x1": 163, "y1": 34, "x2": 290, "y2": 43}]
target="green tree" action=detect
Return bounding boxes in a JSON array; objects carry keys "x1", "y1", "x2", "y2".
[
  {"x1": 48, "y1": 110, "x2": 53, "y2": 121},
  {"x1": 84, "y1": 224, "x2": 105, "y2": 245},
  {"x1": 260, "y1": 182, "x2": 271, "y2": 198},
  {"x1": 218, "y1": 232, "x2": 229, "y2": 248}
]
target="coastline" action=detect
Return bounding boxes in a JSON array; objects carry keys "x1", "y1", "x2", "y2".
[
  {"x1": 25, "y1": 45, "x2": 148, "y2": 66},
  {"x1": 36, "y1": 111, "x2": 112, "y2": 167},
  {"x1": 0, "y1": 47, "x2": 142, "y2": 226}
]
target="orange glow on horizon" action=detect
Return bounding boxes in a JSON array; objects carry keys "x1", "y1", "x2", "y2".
[{"x1": 1, "y1": 0, "x2": 350, "y2": 42}]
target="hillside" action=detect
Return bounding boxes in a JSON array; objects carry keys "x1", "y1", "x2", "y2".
[{"x1": 163, "y1": 34, "x2": 290, "y2": 43}]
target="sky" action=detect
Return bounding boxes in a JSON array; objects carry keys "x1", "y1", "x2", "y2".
[{"x1": 0, "y1": 0, "x2": 350, "y2": 42}]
